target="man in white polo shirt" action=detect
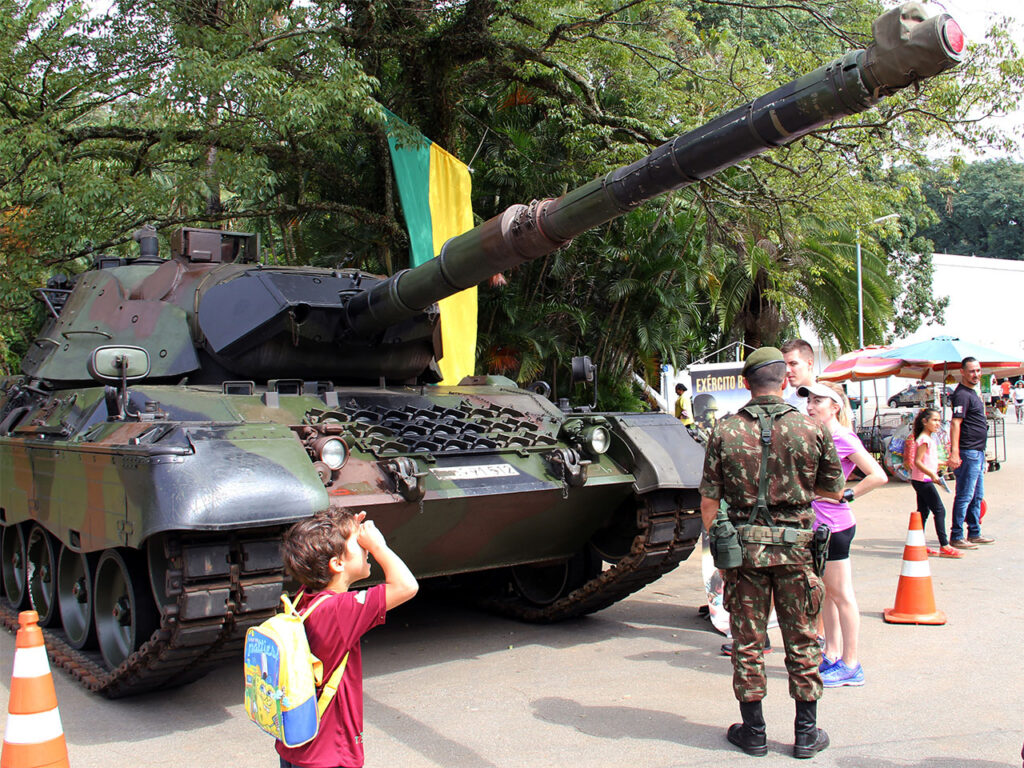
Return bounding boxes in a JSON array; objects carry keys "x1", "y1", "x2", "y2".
[{"x1": 782, "y1": 339, "x2": 815, "y2": 415}]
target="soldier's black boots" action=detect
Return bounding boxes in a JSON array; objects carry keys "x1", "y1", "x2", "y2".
[
  {"x1": 793, "y1": 700, "x2": 830, "y2": 759},
  {"x1": 727, "y1": 700, "x2": 768, "y2": 757}
]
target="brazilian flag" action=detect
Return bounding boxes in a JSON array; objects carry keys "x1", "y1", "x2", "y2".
[{"x1": 384, "y1": 111, "x2": 475, "y2": 385}]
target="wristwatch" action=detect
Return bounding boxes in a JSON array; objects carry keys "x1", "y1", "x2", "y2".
[{"x1": 842, "y1": 488, "x2": 855, "y2": 503}]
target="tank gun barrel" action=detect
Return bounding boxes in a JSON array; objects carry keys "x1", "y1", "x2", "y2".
[{"x1": 344, "y1": 3, "x2": 962, "y2": 336}]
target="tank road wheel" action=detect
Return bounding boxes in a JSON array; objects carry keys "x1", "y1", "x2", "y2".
[
  {"x1": 589, "y1": 504, "x2": 642, "y2": 563},
  {"x1": 58, "y1": 547, "x2": 100, "y2": 649},
  {"x1": 509, "y1": 500, "x2": 639, "y2": 606},
  {"x1": 26, "y1": 525, "x2": 61, "y2": 626},
  {"x1": 510, "y1": 548, "x2": 601, "y2": 607},
  {"x1": 510, "y1": 562, "x2": 570, "y2": 606},
  {"x1": 1, "y1": 523, "x2": 29, "y2": 610},
  {"x1": 94, "y1": 548, "x2": 159, "y2": 670}
]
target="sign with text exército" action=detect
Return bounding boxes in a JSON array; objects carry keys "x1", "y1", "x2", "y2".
[{"x1": 686, "y1": 362, "x2": 748, "y2": 429}]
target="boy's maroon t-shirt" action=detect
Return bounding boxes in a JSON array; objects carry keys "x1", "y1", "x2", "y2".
[{"x1": 276, "y1": 584, "x2": 387, "y2": 768}]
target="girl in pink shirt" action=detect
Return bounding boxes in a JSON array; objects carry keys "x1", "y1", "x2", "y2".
[
  {"x1": 911, "y1": 407, "x2": 961, "y2": 558},
  {"x1": 802, "y1": 381, "x2": 887, "y2": 688}
]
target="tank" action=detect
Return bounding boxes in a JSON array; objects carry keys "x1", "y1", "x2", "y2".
[{"x1": 0, "y1": 3, "x2": 962, "y2": 696}]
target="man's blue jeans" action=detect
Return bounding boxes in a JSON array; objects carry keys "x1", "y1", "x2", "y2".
[{"x1": 951, "y1": 448, "x2": 985, "y2": 541}]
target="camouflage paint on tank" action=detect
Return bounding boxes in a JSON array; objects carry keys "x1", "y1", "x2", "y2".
[
  {"x1": 1, "y1": 378, "x2": 637, "y2": 561},
  {"x1": 23, "y1": 268, "x2": 200, "y2": 381}
]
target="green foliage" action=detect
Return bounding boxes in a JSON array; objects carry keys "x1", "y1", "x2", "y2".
[
  {"x1": 479, "y1": 199, "x2": 704, "y2": 405},
  {"x1": 919, "y1": 159, "x2": 1024, "y2": 259},
  {"x1": 867, "y1": 165, "x2": 949, "y2": 341},
  {"x1": 0, "y1": 0, "x2": 1019, "y2": 382}
]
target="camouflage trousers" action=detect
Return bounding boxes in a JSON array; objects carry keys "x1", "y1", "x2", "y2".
[{"x1": 722, "y1": 563, "x2": 824, "y2": 703}]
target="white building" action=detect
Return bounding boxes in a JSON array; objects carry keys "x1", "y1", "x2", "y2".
[{"x1": 900, "y1": 253, "x2": 1024, "y2": 356}]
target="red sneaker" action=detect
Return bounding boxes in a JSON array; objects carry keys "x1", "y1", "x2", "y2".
[
  {"x1": 925, "y1": 547, "x2": 939, "y2": 557},
  {"x1": 939, "y1": 546, "x2": 963, "y2": 559}
]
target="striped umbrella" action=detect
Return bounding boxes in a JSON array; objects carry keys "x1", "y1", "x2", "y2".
[
  {"x1": 819, "y1": 346, "x2": 907, "y2": 382},
  {"x1": 874, "y1": 336, "x2": 1023, "y2": 382}
]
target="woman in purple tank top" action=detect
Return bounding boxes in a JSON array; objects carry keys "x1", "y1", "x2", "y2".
[{"x1": 800, "y1": 382, "x2": 887, "y2": 688}]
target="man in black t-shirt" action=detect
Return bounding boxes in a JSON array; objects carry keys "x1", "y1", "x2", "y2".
[{"x1": 948, "y1": 357, "x2": 995, "y2": 549}]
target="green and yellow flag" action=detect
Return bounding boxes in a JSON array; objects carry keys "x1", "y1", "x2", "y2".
[{"x1": 384, "y1": 112, "x2": 475, "y2": 385}]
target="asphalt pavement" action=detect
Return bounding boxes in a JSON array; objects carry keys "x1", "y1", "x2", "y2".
[{"x1": 2, "y1": 416, "x2": 1022, "y2": 767}]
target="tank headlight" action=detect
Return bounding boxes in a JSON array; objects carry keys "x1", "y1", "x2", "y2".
[
  {"x1": 316, "y1": 437, "x2": 347, "y2": 470},
  {"x1": 583, "y1": 425, "x2": 611, "y2": 455}
]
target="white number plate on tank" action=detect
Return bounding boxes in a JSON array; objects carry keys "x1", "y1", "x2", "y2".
[{"x1": 431, "y1": 464, "x2": 521, "y2": 480}]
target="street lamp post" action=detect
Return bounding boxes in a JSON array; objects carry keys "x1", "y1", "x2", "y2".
[
  {"x1": 855, "y1": 213, "x2": 900, "y2": 421},
  {"x1": 856, "y1": 227, "x2": 864, "y2": 349}
]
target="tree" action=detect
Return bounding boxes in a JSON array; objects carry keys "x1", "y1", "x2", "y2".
[
  {"x1": 869, "y1": 165, "x2": 950, "y2": 341},
  {"x1": 1, "y1": 0, "x2": 1020, "y2": 388},
  {"x1": 670, "y1": 211, "x2": 894, "y2": 355},
  {"x1": 919, "y1": 159, "x2": 1024, "y2": 259},
  {"x1": 479, "y1": 198, "x2": 705, "y2": 401}
]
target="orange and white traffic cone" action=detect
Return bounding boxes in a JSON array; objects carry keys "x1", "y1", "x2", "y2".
[
  {"x1": 1, "y1": 611, "x2": 70, "y2": 768},
  {"x1": 884, "y1": 511, "x2": 947, "y2": 625}
]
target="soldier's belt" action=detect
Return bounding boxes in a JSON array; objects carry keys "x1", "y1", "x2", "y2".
[
  {"x1": 737, "y1": 524, "x2": 814, "y2": 546},
  {"x1": 731, "y1": 504, "x2": 811, "y2": 515}
]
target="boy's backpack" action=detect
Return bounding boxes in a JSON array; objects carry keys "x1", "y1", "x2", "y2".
[{"x1": 244, "y1": 592, "x2": 349, "y2": 748}]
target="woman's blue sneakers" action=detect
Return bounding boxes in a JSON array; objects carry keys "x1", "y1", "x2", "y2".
[{"x1": 821, "y1": 660, "x2": 865, "y2": 687}]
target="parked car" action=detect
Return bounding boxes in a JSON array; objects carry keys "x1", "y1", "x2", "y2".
[{"x1": 888, "y1": 383, "x2": 951, "y2": 409}]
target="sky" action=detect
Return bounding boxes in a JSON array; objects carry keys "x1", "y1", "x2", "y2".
[
  {"x1": 922, "y1": 0, "x2": 1024, "y2": 159},
  {"x1": 929, "y1": 0, "x2": 1021, "y2": 42}
]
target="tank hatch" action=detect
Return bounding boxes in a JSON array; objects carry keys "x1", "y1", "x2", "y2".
[{"x1": 172, "y1": 227, "x2": 259, "y2": 264}]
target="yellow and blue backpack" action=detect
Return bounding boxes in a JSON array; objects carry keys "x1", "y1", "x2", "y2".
[{"x1": 244, "y1": 592, "x2": 349, "y2": 747}]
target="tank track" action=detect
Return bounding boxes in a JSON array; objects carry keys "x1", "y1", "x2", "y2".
[
  {"x1": 0, "y1": 533, "x2": 283, "y2": 698},
  {"x1": 480, "y1": 491, "x2": 703, "y2": 622},
  {"x1": 1, "y1": 496, "x2": 699, "y2": 693}
]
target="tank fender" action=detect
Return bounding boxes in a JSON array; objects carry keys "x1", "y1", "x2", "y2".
[
  {"x1": 606, "y1": 413, "x2": 704, "y2": 494},
  {"x1": 121, "y1": 425, "x2": 330, "y2": 544}
]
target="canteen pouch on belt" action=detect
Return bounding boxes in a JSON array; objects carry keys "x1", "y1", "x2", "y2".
[{"x1": 710, "y1": 505, "x2": 743, "y2": 569}]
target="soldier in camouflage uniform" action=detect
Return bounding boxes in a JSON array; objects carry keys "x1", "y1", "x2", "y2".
[{"x1": 699, "y1": 346, "x2": 845, "y2": 759}]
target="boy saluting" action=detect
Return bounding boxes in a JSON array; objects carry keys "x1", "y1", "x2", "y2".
[{"x1": 277, "y1": 509, "x2": 418, "y2": 768}]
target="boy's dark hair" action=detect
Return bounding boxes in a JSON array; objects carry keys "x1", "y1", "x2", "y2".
[
  {"x1": 675, "y1": 383, "x2": 687, "y2": 393},
  {"x1": 281, "y1": 509, "x2": 360, "y2": 591},
  {"x1": 780, "y1": 339, "x2": 814, "y2": 362},
  {"x1": 913, "y1": 407, "x2": 940, "y2": 440}
]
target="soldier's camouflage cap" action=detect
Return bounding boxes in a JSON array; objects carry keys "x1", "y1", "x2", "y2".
[{"x1": 742, "y1": 346, "x2": 785, "y2": 376}]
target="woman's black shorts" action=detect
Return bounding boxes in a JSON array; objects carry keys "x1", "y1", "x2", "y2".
[{"x1": 827, "y1": 524, "x2": 856, "y2": 561}]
